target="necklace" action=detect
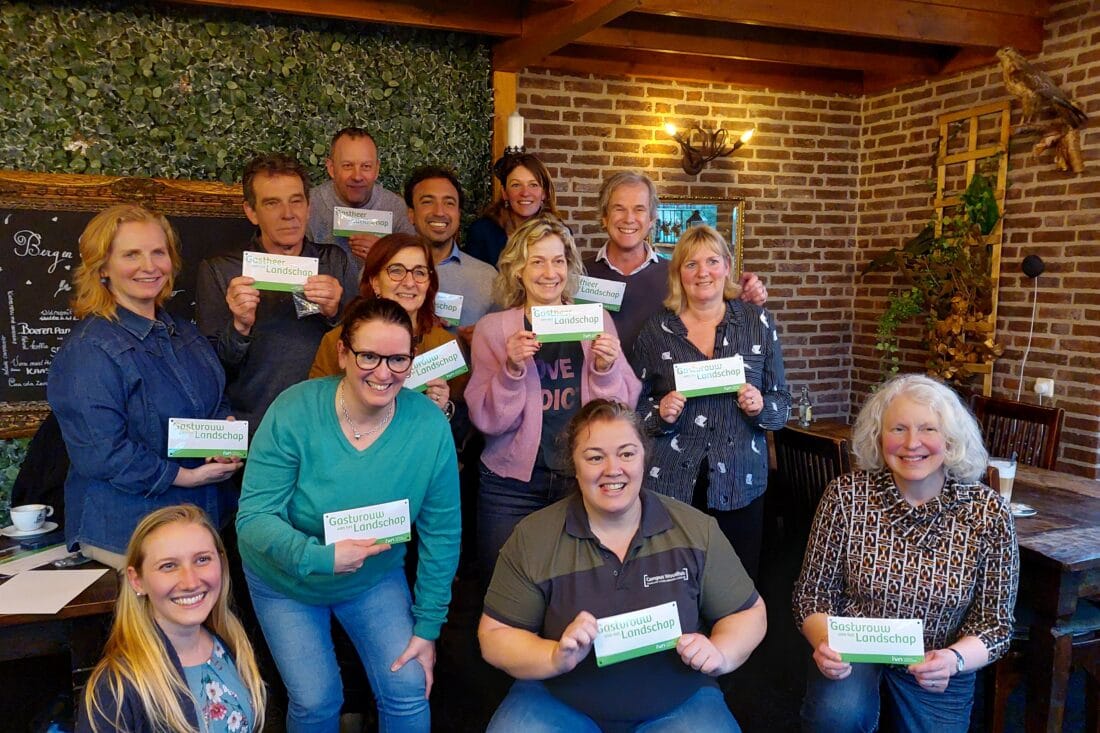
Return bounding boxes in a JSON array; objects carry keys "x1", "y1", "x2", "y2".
[{"x1": 339, "y1": 381, "x2": 394, "y2": 441}]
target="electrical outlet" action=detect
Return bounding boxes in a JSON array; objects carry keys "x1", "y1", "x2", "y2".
[{"x1": 1034, "y1": 378, "x2": 1054, "y2": 397}]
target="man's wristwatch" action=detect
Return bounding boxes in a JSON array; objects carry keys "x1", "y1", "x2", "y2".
[{"x1": 947, "y1": 647, "x2": 965, "y2": 674}]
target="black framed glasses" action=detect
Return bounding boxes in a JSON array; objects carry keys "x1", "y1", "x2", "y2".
[
  {"x1": 347, "y1": 349, "x2": 413, "y2": 373},
  {"x1": 384, "y1": 264, "x2": 430, "y2": 284}
]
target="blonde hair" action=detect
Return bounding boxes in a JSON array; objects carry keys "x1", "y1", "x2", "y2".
[
  {"x1": 493, "y1": 214, "x2": 584, "y2": 309},
  {"x1": 71, "y1": 205, "x2": 182, "y2": 321},
  {"x1": 663, "y1": 224, "x2": 742, "y2": 313},
  {"x1": 83, "y1": 505, "x2": 266, "y2": 732},
  {"x1": 851, "y1": 373, "x2": 989, "y2": 483}
]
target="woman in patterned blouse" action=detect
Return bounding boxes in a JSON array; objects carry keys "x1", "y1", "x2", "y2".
[
  {"x1": 632, "y1": 224, "x2": 790, "y2": 579},
  {"x1": 794, "y1": 373, "x2": 1018, "y2": 733}
]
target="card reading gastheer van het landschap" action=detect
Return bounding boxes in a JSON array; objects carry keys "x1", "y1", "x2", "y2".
[
  {"x1": 332, "y1": 207, "x2": 392, "y2": 238},
  {"x1": 242, "y1": 251, "x2": 318, "y2": 292},
  {"x1": 574, "y1": 275, "x2": 626, "y2": 312}
]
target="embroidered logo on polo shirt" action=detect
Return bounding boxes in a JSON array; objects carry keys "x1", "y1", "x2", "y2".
[{"x1": 643, "y1": 567, "x2": 689, "y2": 588}]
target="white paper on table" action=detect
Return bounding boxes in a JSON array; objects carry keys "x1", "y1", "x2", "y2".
[
  {"x1": 0, "y1": 544, "x2": 71, "y2": 575},
  {"x1": 0, "y1": 569, "x2": 108, "y2": 615}
]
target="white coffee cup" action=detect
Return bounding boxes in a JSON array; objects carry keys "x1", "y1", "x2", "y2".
[{"x1": 10, "y1": 504, "x2": 53, "y2": 532}]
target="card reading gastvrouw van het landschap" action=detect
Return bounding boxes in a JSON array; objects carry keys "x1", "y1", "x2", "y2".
[
  {"x1": 594, "y1": 601, "x2": 683, "y2": 667},
  {"x1": 673, "y1": 354, "x2": 746, "y2": 398},
  {"x1": 167, "y1": 419, "x2": 249, "y2": 458},
  {"x1": 332, "y1": 207, "x2": 393, "y2": 238},
  {"x1": 323, "y1": 499, "x2": 412, "y2": 546},
  {"x1": 827, "y1": 616, "x2": 925, "y2": 664},
  {"x1": 242, "y1": 251, "x2": 318, "y2": 292},
  {"x1": 404, "y1": 340, "x2": 469, "y2": 392},
  {"x1": 434, "y1": 292, "x2": 464, "y2": 327},
  {"x1": 530, "y1": 303, "x2": 604, "y2": 343},
  {"x1": 574, "y1": 275, "x2": 626, "y2": 312}
]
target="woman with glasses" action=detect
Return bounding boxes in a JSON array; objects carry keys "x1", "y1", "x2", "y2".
[
  {"x1": 237, "y1": 296, "x2": 461, "y2": 731},
  {"x1": 311, "y1": 232, "x2": 464, "y2": 418}
]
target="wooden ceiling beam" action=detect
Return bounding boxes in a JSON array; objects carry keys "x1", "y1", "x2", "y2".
[
  {"x1": 493, "y1": 0, "x2": 641, "y2": 71},
  {"x1": 541, "y1": 45, "x2": 865, "y2": 95},
  {"x1": 579, "y1": 15, "x2": 946, "y2": 75},
  {"x1": 636, "y1": 0, "x2": 1044, "y2": 52},
  {"x1": 166, "y1": 0, "x2": 521, "y2": 36}
]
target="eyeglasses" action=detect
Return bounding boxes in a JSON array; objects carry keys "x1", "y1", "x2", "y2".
[
  {"x1": 384, "y1": 264, "x2": 430, "y2": 284},
  {"x1": 346, "y1": 349, "x2": 413, "y2": 373}
]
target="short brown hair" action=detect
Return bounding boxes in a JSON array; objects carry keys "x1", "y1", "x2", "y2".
[
  {"x1": 242, "y1": 153, "x2": 311, "y2": 208},
  {"x1": 357, "y1": 233, "x2": 440, "y2": 338},
  {"x1": 330, "y1": 127, "x2": 376, "y2": 155}
]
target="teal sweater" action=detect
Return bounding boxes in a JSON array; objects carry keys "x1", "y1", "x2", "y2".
[{"x1": 237, "y1": 376, "x2": 460, "y2": 640}]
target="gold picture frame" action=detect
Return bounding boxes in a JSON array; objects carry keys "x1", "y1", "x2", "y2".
[{"x1": 653, "y1": 196, "x2": 745, "y2": 275}]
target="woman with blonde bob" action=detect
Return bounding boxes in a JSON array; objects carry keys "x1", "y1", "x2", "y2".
[
  {"x1": 79, "y1": 504, "x2": 266, "y2": 732},
  {"x1": 48, "y1": 205, "x2": 240, "y2": 570},
  {"x1": 794, "y1": 373, "x2": 1018, "y2": 733},
  {"x1": 467, "y1": 214, "x2": 641, "y2": 578},
  {"x1": 632, "y1": 224, "x2": 789, "y2": 580}
]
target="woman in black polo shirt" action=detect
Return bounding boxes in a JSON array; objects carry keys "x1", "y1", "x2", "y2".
[{"x1": 479, "y1": 399, "x2": 765, "y2": 732}]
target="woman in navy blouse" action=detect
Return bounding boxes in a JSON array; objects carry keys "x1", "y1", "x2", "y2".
[
  {"x1": 47, "y1": 204, "x2": 240, "y2": 570},
  {"x1": 632, "y1": 225, "x2": 790, "y2": 579}
]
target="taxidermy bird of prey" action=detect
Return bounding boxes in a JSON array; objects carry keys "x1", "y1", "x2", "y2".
[{"x1": 997, "y1": 47, "x2": 1088, "y2": 128}]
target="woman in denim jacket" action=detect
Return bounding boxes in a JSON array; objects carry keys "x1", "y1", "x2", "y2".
[{"x1": 47, "y1": 205, "x2": 241, "y2": 570}]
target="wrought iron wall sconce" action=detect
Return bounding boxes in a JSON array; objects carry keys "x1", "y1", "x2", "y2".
[{"x1": 664, "y1": 123, "x2": 754, "y2": 176}]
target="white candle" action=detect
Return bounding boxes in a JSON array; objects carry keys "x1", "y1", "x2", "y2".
[{"x1": 506, "y1": 111, "x2": 524, "y2": 149}]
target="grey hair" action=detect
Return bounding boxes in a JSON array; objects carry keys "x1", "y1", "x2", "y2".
[
  {"x1": 851, "y1": 373, "x2": 989, "y2": 483},
  {"x1": 597, "y1": 171, "x2": 659, "y2": 222}
]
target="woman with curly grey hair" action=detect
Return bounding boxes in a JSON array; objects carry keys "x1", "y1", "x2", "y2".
[{"x1": 793, "y1": 373, "x2": 1019, "y2": 733}]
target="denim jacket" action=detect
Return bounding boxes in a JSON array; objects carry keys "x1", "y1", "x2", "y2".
[{"x1": 47, "y1": 307, "x2": 236, "y2": 554}]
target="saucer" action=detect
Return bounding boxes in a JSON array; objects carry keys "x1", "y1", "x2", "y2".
[
  {"x1": 1010, "y1": 503, "x2": 1037, "y2": 518},
  {"x1": 1, "y1": 521, "x2": 59, "y2": 538}
]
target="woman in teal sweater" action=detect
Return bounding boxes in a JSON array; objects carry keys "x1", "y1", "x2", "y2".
[{"x1": 237, "y1": 297, "x2": 460, "y2": 733}]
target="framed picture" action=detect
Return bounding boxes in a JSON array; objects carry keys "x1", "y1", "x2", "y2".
[{"x1": 653, "y1": 196, "x2": 744, "y2": 275}]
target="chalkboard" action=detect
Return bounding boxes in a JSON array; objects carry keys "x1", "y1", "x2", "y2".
[{"x1": 0, "y1": 171, "x2": 254, "y2": 437}]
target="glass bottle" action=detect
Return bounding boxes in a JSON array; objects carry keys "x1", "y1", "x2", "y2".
[{"x1": 798, "y1": 385, "x2": 814, "y2": 427}]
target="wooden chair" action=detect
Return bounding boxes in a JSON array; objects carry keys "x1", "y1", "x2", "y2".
[
  {"x1": 970, "y1": 394, "x2": 1064, "y2": 470},
  {"x1": 771, "y1": 425, "x2": 852, "y2": 544}
]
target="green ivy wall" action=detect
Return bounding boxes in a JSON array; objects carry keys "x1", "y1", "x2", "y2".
[{"x1": 0, "y1": 1, "x2": 494, "y2": 514}]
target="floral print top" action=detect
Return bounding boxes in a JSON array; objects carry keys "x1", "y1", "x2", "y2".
[{"x1": 182, "y1": 637, "x2": 254, "y2": 732}]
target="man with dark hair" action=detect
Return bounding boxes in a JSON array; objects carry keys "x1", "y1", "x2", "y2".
[
  {"x1": 196, "y1": 153, "x2": 358, "y2": 429},
  {"x1": 307, "y1": 126, "x2": 415, "y2": 271},
  {"x1": 404, "y1": 165, "x2": 495, "y2": 339}
]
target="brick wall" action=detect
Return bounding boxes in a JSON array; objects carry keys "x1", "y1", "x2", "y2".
[
  {"x1": 517, "y1": 75, "x2": 863, "y2": 423},
  {"x1": 516, "y1": 0, "x2": 1099, "y2": 477}
]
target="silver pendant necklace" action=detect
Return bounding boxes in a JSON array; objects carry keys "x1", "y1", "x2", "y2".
[{"x1": 339, "y1": 381, "x2": 394, "y2": 441}]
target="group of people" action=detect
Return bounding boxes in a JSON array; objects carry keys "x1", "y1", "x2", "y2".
[{"x1": 43, "y1": 126, "x2": 1019, "y2": 733}]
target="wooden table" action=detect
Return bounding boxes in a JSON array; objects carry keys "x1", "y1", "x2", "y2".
[
  {"x1": 1011, "y1": 465, "x2": 1100, "y2": 733},
  {"x1": 0, "y1": 543, "x2": 118, "y2": 703}
]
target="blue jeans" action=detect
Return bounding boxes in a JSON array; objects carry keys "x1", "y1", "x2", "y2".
[
  {"x1": 488, "y1": 680, "x2": 740, "y2": 733},
  {"x1": 477, "y1": 462, "x2": 574, "y2": 581},
  {"x1": 244, "y1": 566, "x2": 429, "y2": 733},
  {"x1": 801, "y1": 661, "x2": 975, "y2": 733}
]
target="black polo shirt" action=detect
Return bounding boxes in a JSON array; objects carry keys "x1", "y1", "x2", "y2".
[{"x1": 484, "y1": 490, "x2": 758, "y2": 725}]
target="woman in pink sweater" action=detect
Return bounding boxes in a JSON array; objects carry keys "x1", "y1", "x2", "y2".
[{"x1": 467, "y1": 214, "x2": 641, "y2": 580}]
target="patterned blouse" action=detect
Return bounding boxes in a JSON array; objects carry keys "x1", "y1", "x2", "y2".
[
  {"x1": 632, "y1": 300, "x2": 790, "y2": 510},
  {"x1": 793, "y1": 470, "x2": 1019, "y2": 660},
  {"x1": 182, "y1": 637, "x2": 254, "y2": 733}
]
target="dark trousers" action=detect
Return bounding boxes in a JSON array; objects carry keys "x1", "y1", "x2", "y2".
[{"x1": 691, "y1": 459, "x2": 766, "y2": 582}]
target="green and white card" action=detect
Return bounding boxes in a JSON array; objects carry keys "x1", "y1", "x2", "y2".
[
  {"x1": 594, "y1": 601, "x2": 682, "y2": 667},
  {"x1": 323, "y1": 499, "x2": 412, "y2": 545},
  {"x1": 434, "y1": 292, "x2": 464, "y2": 327},
  {"x1": 827, "y1": 616, "x2": 925, "y2": 664},
  {"x1": 242, "y1": 251, "x2": 318, "y2": 291},
  {"x1": 404, "y1": 340, "x2": 469, "y2": 392},
  {"x1": 574, "y1": 275, "x2": 626, "y2": 312},
  {"x1": 167, "y1": 418, "x2": 248, "y2": 458},
  {"x1": 530, "y1": 303, "x2": 604, "y2": 343},
  {"x1": 673, "y1": 354, "x2": 746, "y2": 398},
  {"x1": 332, "y1": 207, "x2": 392, "y2": 238}
]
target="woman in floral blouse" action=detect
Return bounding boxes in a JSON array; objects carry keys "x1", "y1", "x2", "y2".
[
  {"x1": 79, "y1": 505, "x2": 265, "y2": 733},
  {"x1": 794, "y1": 373, "x2": 1018, "y2": 733}
]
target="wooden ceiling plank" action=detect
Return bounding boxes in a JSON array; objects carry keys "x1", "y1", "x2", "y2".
[
  {"x1": 493, "y1": 0, "x2": 641, "y2": 71},
  {"x1": 166, "y1": 0, "x2": 521, "y2": 36},
  {"x1": 578, "y1": 21, "x2": 943, "y2": 74},
  {"x1": 541, "y1": 47, "x2": 864, "y2": 95},
  {"x1": 635, "y1": 0, "x2": 1044, "y2": 51}
]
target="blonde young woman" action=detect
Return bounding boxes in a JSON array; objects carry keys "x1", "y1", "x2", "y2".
[
  {"x1": 78, "y1": 504, "x2": 265, "y2": 733},
  {"x1": 466, "y1": 214, "x2": 641, "y2": 578}
]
